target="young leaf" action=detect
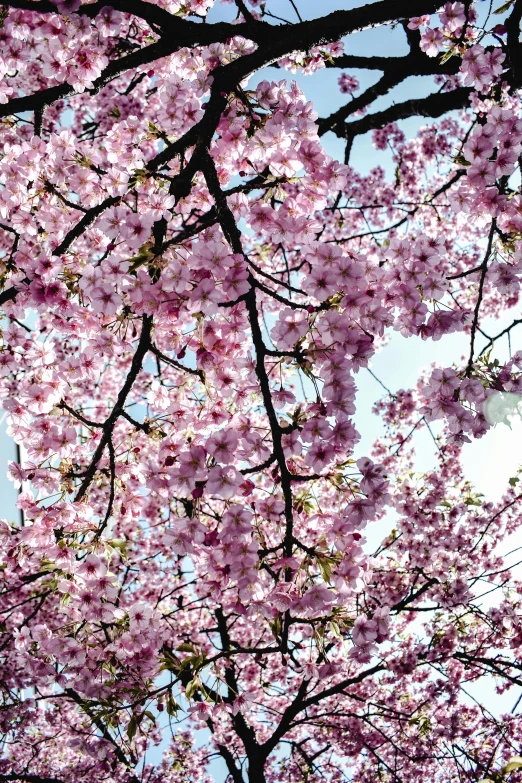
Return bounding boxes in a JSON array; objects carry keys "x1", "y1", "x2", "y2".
[
  {"x1": 127, "y1": 715, "x2": 137, "y2": 742},
  {"x1": 503, "y1": 756, "x2": 522, "y2": 773},
  {"x1": 494, "y1": 0, "x2": 514, "y2": 12}
]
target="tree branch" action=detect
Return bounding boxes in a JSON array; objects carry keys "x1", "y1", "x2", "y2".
[{"x1": 74, "y1": 314, "x2": 152, "y2": 503}]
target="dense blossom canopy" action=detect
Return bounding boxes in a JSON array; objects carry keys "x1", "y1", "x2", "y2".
[{"x1": 1, "y1": 0, "x2": 522, "y2": 781}]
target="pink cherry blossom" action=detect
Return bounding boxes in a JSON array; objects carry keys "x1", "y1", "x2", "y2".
[
  {"x1": 420, "y1": 27, "x2": 444, "y2": 57},
  {"x1": 0, "y1": 4, "x2": 520, "y2": 782}
]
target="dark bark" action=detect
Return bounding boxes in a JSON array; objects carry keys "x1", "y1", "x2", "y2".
[{"x1": 323, "y1": 86, "x2": 473, "y2": 142}]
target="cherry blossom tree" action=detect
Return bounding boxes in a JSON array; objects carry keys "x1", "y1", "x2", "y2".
[{"x1": 1, "y1": 0, "x2": 522, "y2": 781}]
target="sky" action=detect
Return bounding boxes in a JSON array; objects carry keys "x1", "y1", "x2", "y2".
[{"x1": 1, "y1": 0, "x2": 521, "y2": 779}]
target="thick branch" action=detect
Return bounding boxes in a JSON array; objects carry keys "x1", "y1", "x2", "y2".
[
  {"x1": 0, "y1": 776, "x2": 65, "y2": 783},
  {"x1": 327, "y1": 86, "x2": 473, "y2": 142},
  {"x1": 262, "y1": 664, "x2": 384, "y2": 757},
  {"x1": 465, "y1": 220, "x2": 496, "y2": 375},
  {"x1": 506, "y1": 0, "x2": 522, "y2": 86},
  {"x1": 319, "y1": 48, "x2": 461, "y2": 137},
  {"x1": 0, "y1": 38, "x2": 178, "y2": 121},
  {"x1": 149, "y1": 343, "x2": 204, "y2": 380},
  {"x1": 74, "y1": 314, "x2": 152, "y2": 502}
]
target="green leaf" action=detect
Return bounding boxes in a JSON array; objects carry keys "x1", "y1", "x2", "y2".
[
  {"x1": 419, "y1": 715, "x2": 431, "y2": 736},
  {"x1": 464, "y1": 496, "x2": 483, "y2": 506},
  {"x1": 330, "y1": 620, "x2": 342, "y2": 639},
  {"x1": 185, "y1": 678, "x2": 199, "y2": 700},
  {"x1": 270, "y1": 615, "x2": 282, "y2": 637},
  {"x1": 503, "y1": 756, "x2": 522, "y2": 773},
  {"x1": 494, "y1": 0, "x2": 514, "y2": 13},
  {"x1": 454, "y1": 154, "x2": 471, "y2": 167},
  {"x1": 108, "y1": 539, "x2": 127, "y2": 559},
  {"x1": 127, "y1": 715, "x2": 137, "y2": 741},
  {"x1": 440, "y1": 48, "x2": 456, "y2": 64},
  {"x1": 166, "y1": 695, "x2": 180, "y2": 716},
  {"x1": 178, "y1": 654, "x2": 203, "y2": 673},
  {"x1": 317, "y1": 557, "x2": 332, "y2": 584},
  {"x1": 161, "y1": 650, "x2": 180, "y2": 673},
  {"x1": 509, "y1": 476, "x2": 520, "y2": 487},
  {"x1": 176, "y1": 642, "x2": 196, "y2": 653}
]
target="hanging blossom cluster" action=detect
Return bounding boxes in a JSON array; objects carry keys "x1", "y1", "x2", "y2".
[
  {"x1": 0, "y1": 1, "x2": 522, "y2": 782},
  {"x1": 420, "y1": 100, "x2": 522, "y2": 442}
]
